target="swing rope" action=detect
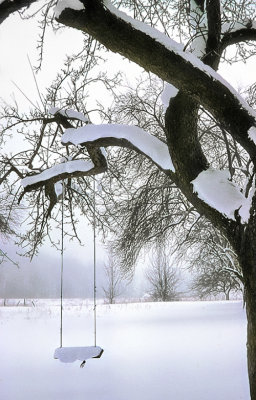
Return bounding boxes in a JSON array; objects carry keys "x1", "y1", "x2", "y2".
[
  {"x1": 59, "y1": 178, "x2": 98, "y2": 349},
  {"x1": 60, "y1": 180, "x2": 65, "y2": 348},
  {"x1": 93, "y1": 178, "x2": 97, "y2": 347}
]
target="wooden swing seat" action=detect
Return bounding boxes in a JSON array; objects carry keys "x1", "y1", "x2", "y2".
[{"x1": 54, "y1": 346, "x2": 103, "y2": 363}]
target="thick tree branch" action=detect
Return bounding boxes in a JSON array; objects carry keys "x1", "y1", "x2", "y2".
[
  {"x1": 203, "y1": 0, "x2": 221, "y2": 68},
  {"x1": 0, "y1": 0, "x2": 37, "y2": 24},
  {"x1": 164, "y1": 91, "x2": 236, "y2": 236},
  {"x1": 165, "y1": 93, "x2": 208, "y2": 182},
  {"x1": 163, "y1": 1, "x2": 226, "y2": 232},
  {"x1": 56, "y1": 1, "x2": 256, "y2": 161},
  {"x1": 220, "y1": 26, "x2": 256, "y2": 53}
]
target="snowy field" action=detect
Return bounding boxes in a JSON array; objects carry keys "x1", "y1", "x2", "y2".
[{"x1": 0, "y1": 300, "x2": 250, "y2": 400}]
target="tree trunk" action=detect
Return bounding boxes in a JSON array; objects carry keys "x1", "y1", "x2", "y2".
[
  {"x1": 244, "y1": 278, "x2": 256, "y2": 400},
  {"x1": 237, "y1": 211, "x2": 256, "y2": 400}
]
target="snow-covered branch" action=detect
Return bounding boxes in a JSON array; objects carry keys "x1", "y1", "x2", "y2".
[
  {"x1": 61, "y1": 123, "x2": 174, "y2": 172},
  {"x1": 21, "y1": 157, "x2": 107, "y2": 193},
  {"x1": 221, "y1": 20, "x2": 256, "y2": 51}
]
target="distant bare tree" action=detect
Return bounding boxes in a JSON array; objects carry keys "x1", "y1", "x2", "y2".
[
  {"x1": 103, "y1": 251, "x2": 124, "y2": 304},
  {"x1": 191, "y1": 265, "x2": 243, "y2": 300},
  {"x1": 179, "y1": 219, "x2": 244, "y2": 300},
  {"x1": 146, "y1": 245, "x2": 180, "y2": 302}
]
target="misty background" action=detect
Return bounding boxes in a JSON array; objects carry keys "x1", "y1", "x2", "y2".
[{"x1": 0, "y1": 228, "x2": 154, "y2": 300}]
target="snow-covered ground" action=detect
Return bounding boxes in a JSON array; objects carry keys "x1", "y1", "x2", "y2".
[{"x1": 0, "y1": 300, "x2": 249, "y2": 400}]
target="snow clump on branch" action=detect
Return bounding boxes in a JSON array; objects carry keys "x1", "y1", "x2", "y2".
[
  {"x1": 191, "y1": 168, "x2": 250, "y2": 222},
  {"x1": 49, "y1": 107, "x2": 88, "y2": 123},
  {"x1": 54, "y1": 0, "x2": 84, "y2": 19},
  {"x1": 161, "y1": 83, "x2": 179, "y2": 110},
  {"x1": 248, "y1": 126, "x2": 256, "y2": 145}
]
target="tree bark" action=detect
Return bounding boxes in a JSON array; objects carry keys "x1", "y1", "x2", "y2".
[
  {"x1": 233, "y1": 194, "x2": 256, "y2": 399},
  {"x1": 245, "y1": 286, "x2": 256, "y2": 400},
  {"x1": 243, "y1": 281, "x2": 256, "y2": 397},
  {"x1": 241, "y1": 263, "x2": 256, "y2": 399}
]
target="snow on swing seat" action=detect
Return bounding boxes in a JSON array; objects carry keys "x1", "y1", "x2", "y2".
[{"x1": 54, "y1": 346, "x2": 103, "y2": 363}]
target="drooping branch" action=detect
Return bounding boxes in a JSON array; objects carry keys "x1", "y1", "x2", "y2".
[
  {"x1": 21, "y1": 158, "x2": 106, "y2": 193},
  {"x1": 56, "y1": 1, "x2": 256, "y2": 160}
]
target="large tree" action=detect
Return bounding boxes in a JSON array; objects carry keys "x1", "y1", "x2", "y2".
[{"x1": 1, "y1": 0, "x2": 256, "y2": 397}]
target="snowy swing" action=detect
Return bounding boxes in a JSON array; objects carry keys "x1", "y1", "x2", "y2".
[{"x1": 54, "y1": 179, "x2": 103, "y2": 366}]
